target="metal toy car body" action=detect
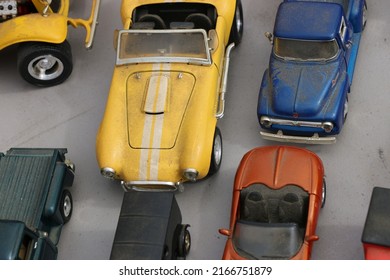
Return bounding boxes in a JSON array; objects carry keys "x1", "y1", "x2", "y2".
[
  {"x1": 0, "y1": 0, "x2": 100, "y2": 86},
  {"x1": 96, "y1": 0, "x2": 244, "y2": 191},
  {"x1": 219, "y1": 146, "x2": 325, "y2": 260},
  {"x1": 110, "y1": 191, "x2": 190, "y2": 260},
  {"x1": 257, "y1": 0, "x2": 367, "y2": 144},
  {"x1": 0, "y1": 148, "x2": 74, "y2": 260},
  {"x1": 361, "y1": 187, "x2": 390, "y2": 260}
]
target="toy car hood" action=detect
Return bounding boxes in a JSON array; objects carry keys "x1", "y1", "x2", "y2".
[
  {"x1": 97, "y1": 61, "x2": 219, "y2": 183},
  {"x1": 126, "y1": 70, "x2": 195, "y2": 149},
  {"x1": 234, "y1": 146, "x2": 324, "y2": 194},
  {"x1": 269, "y1": 58, "x2": 340, "y2": 117}
]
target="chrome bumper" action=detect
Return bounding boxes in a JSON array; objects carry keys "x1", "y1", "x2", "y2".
[
  {"x1": 260, "y1": 130, "x2": 336, "y2": 144},
  {"x1": 121, "y1": 180, "x2": 183, "y2": 192}
]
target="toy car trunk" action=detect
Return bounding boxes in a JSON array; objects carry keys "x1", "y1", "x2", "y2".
[
  {"x1": 362, "y1": 187, "x2": 390, "y2": 260},
  {"x1": 0, "y1": 0, "x2": 100, "y2": 87},
  {"x1": 0, "y1": 148, "x2": 74, "y2": 260},
  {"x1": 110, "y1": 191, "x2": 190, "y2": 260}
]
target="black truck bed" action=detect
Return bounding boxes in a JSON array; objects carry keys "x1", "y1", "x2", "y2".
[{"x1": 110, "y1": 191, "x2": 182, "y2": 260}]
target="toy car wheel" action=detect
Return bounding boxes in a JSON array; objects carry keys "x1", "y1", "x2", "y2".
[
  {"x1": 208, "y1": 127, "x2": 223, "y2": 176},
  {"x1": 178, "y1": 225, "x2": 191, "y2": 258},
  {"x1": 321, "y1": 178, "x2": 326, "y2": 208},
  {"x1": 362, "y1": 1, "x2": 367, "y2": 31},
  {"x1": 229, "y1": 0, "x2": 244, "y2": 46},
  {"x1": 17, "y1": 41, "x2": 73, "y2": 87},
  {"x1": 60, "y1": 189, "x2": 73, "y2": 223},
  {"x1": 343, "y1": 97, "x2": 349, "y2": 123}
]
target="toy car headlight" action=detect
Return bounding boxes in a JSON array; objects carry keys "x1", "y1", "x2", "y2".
[
  {"x1": 183, "y1": 168, "x2": 199, "y2": 182},
  {"x1": 322, "y1": 122, "x2": 334, "y2": 133},
  {"x1": 101, "y1": 167, "x2": 116, "y2": 180},
  {"x1": 260, "y1": 116, "x2": 272, "y2": 128}
]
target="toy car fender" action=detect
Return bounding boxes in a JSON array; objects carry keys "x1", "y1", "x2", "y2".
[{"x1": 0, "y1": 14, "x2": 68, "y2": 47}]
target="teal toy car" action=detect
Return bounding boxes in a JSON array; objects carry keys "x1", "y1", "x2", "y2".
[{"x1": 0, "y1": 148, "x2": 74, "y2": 260}]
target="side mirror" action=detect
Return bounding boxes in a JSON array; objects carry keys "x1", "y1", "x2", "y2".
[
  {"x1": 345, "y1": 40, "x2": 353, "y2": 49},
  {"x1": 113, "y1": 29, "x2": 119, "y2": 51},
  {"x1": 265, "y1": 32, "x2": 273, "y2": 44},
  {"x1": 305, "y1": 235, "x2": 320, "y2": 242},
  {"x1": 218, "y1": 228, "x2": 231, "y2": 236}
]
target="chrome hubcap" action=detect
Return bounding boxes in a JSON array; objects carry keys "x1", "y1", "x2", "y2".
[
  {"x1": 213, "y1": 134, "x2": 222, "y2": 166},
  {"x1": 344, "y1": 99, "x2": 349, "y2": 120},
  {"x1": 184, "y1": 231, "x2": 191, "y2": 253},
  {"x1": 28, "y1": 55, "x2": 64, "y2": 81},
  {"x1": 63, "y1": 195, "x2": 72, "y2": 217},
  {"x1": 235, "y1": 7, "x2": 243, "y2": 33}
]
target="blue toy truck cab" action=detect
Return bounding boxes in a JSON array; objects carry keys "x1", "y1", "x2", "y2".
[
  {"x1": 257, "y1": 0, "x2": 367, "y2": 144},
  {"x1": 0, "y1": 148, "x2": 74, "y2": 260}
]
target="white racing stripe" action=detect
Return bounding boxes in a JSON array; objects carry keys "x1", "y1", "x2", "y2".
[{"x1": 139, "y1": 63, "x2": 171, "y2": 180}]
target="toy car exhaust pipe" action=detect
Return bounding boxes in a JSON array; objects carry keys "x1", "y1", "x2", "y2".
[{"x1": 216, "y1": 43, "x2": 235, "y2": 119}]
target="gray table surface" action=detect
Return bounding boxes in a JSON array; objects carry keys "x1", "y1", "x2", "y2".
[{"x1": 0, "y1": 0, "x2": 389, "y2": 260}]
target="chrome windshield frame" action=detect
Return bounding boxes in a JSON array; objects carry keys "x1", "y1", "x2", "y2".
[{"x1": 116, "y1": 29, "x2": 212, "y2": 66}]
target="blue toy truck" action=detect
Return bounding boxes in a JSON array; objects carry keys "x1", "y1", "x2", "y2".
[
  {"x1": 0, "y1": 148, "x2": 74, "y2": 260},
  {"x1": 257, "y1": 0, "x2": 367, "y2": 144}
]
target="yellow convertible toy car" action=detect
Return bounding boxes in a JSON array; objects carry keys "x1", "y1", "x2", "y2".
[
  {"x1": 0, "y1": 0, "x2": 100, "y2": 86},
  {"x1": 96, "y1": 0, "x2": 244, "y2": 191}
]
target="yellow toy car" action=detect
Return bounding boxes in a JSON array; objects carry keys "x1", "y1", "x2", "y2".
[
  {"x1": 0, "y1": 0, "x2": 100, "y2": 86},
  {"x1": 96, "y1": 0, "x2": 244, "y2": 191}
]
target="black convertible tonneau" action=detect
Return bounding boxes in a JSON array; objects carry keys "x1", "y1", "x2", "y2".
[{"x1": 110, "y1": 191, "x2": 184, "y2": 260}]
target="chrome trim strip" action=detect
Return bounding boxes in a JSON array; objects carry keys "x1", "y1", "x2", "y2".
[
  {"x1": 216, "y1": 43, "x2": 235, "y2": 119},
  {"x1": 263, "y1": 116, "x2": 325, "y2": 128},
  {"x1": 260, "y1": 130, "x2": 336, "y2": 144},
  {"x1": 116, "y1": 29, "x2": 212, "y2": 66},
  {"x1": 121, "y1": 181, "x2": 181, "y2": 192}
]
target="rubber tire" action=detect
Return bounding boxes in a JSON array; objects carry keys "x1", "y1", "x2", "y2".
[
  {"x1": 178, "y1": 225, "x2": 191, "y2": 258},
  {"x1": 362, "y1": 1, "x2": 367, "y2": 31},
  {"x1": 229, "y1": 0, "x2": 244, "y2": 46},
  {"x1": 208, "y1": 127, "x2": 223, "y2": 176},
  {"x1": 321, "y1": 178, "x2": 326, "y2": 209},
  {"x1": 343, "y1": 96, "x2": 349, "y2": 123},
  {"x1": 60, "y1": 189, "x2": 73, "y2": 224},
  {"x1": 17, "y1": 41, "x2": 73, "y2": 87}
]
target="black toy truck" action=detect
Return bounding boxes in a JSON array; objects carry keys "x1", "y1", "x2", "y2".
[{"x1": 0, "y1": 148, "x2": 74, "y2": 260}]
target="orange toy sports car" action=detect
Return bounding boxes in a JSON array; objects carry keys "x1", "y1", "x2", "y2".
[{"x1": 219, "y1": 146, "x2": 325, "y2": 260}]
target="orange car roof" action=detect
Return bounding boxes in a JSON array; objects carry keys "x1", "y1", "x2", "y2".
[{"x1": 234, "y1": 146, "x2": 324, "y2": 192}]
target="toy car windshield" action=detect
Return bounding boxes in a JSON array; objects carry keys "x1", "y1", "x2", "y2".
[
  {"x1": 116, "y1": 29, "x2": 211, "y2": 65},
  {"x1": 232, "y1": 220, "x2": 302, "y2": 259},
  {"x1": 274, "y1": 38, "x2": 339, "y2": 61}
]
